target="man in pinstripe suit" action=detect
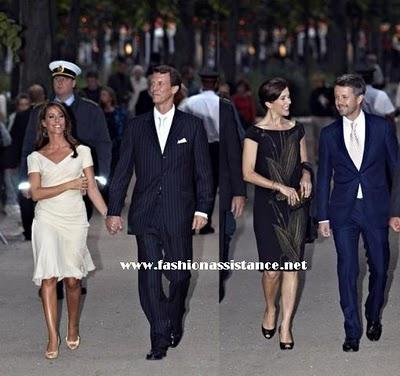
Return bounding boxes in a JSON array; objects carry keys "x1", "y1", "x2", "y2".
[{"x1": 106, "y1": 65, "x2": 213, "y2": 360}]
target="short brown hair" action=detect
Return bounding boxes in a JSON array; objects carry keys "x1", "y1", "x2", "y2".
[
  {"x1": 334, "y1": 74, "x2": 366, "y2": 96},
  {"x1": 258, "y1": 77, "x2": 288, "y2": 110},
  {"x1": 153, "y1": 65, "x2": 182, "y2": 90}
]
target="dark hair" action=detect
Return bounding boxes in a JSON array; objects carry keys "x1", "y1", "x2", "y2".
[
  {"x1": 100, "y1": 86, "x2": 117, "y2": 107},
  {"x1": 15, "y1": 93, "x2": 30, "y2": 105},
  {"x1": 35, "y1": 101, "x2": 79, "y2": 158},
  {"x1": 258, "y1": 77, "x2": 288, "y2": 110},
  {"x1": 86, "y1": 70, "x2": 99, "y2": 79},
  {"x1": 334, "y1": 74, "x2": 366, "y2": 96},
  {"x1": 153, "y1": 65, "x2": 182, "y2": 90},
  {"x1": 236, "y1": 79, "x2": 251, "y2": 92}
]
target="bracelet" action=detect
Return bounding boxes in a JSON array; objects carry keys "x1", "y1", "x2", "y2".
[{"x1": 102, "y1": 211, "x2": 108, "y2": 219}]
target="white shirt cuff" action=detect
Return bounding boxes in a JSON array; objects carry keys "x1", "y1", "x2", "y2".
[
  {"x1": 318, "y1": 220, "x2": 330, "y2": 224},
  {"x1": 194, "y1": 211, "x2": 208, "y2": 219}
]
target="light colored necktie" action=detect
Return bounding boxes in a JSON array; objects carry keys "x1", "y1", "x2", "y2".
[{"x1": 349, "y1": 121, "x2": 362, "y2": 169}]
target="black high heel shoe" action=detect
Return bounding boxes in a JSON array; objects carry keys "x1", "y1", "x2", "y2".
[
  {"x1": 261, "y1": 325, "x2": 276, "y2": 339},
  {"x1": 279, "y1": 326, "x2": 294, "y2": 350}
]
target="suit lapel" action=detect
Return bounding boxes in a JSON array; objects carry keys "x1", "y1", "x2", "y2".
[
  {"x1": 360, "y1": 113, "x2": 371, "y2": 170},
  {"x1": 163, "y1": 110, "x2": 185, "y2": 154}
]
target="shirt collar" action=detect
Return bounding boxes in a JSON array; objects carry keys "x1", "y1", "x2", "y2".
[
  {"x1": 343, "y1": 110, "x2": 365, "y2": 126},
  {"x1": 55, "y1": 94, "x2": 75, "y2": 106},
  {"x1": 154, "y1": 105, "x2": 175, "y2": 120}
]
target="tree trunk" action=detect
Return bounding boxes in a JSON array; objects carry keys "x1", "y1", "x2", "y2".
[
  {"x1": 220, "y1": 0, "x2": 238, "y2": 83},
  {"x1": 64, "y1": 0, "x2": 80, "y2": 61},
  {"x1": 19, "y1": 0, "x2": 53, "y2": 92},
  {"x1": 173, "y1": 0, "x2": 195, "y2": 69},
  {"x1": 327, "y1": 0, "x2": 347, "y2": 75}
]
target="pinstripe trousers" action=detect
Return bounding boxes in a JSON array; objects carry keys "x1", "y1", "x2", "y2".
[{"x1": 136, "y1": 205, "x2": 192, "y2": 348}]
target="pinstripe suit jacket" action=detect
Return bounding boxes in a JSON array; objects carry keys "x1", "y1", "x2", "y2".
[{"x1": 107, "y1": 109, "x2": 213, "y2": 235}]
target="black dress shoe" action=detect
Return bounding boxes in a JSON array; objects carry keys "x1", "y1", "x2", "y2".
[
  {"x1": 342, "y1": 338, "x2": 359, "y2": 352},
  {"x1": 261, "y1": 325, "x2": 276, "y2": 340},
  {"x1": 366, "y1": 321, "x2": 382, "y2": 341},
  {"x1": 145, "y1": 348, "x2": 167, "y2": 360},
  {"x1": 279, "y1": 326, "x2": 294, "y2": 350}
]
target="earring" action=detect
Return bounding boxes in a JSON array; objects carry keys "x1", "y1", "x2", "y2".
[{"x1": 42, "y1": 128, "x2": 48, "y2": 137}]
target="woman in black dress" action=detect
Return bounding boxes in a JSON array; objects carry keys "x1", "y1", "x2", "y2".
[{"x1": 242, "y1": 78, "x2": 312, "y2": 350}]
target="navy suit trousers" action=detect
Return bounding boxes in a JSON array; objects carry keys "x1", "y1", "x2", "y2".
[{"x1": 332, "y1": 199, "x2": 389, "y2": 339}]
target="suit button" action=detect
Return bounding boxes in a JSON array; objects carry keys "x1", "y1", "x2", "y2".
[{"x1": 163, "y1": 156, "x2": 166, "y2": 159}]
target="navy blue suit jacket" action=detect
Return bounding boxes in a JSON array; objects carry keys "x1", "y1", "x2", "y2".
[
  {"x1": 317, "y1": 113, "x2": 398, "y2": 228},
  {"x1": 107, "y1": 109, "x2": 214, "y2": 236}
]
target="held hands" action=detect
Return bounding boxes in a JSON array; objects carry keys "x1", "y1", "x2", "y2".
[
  {"x1": 106, "y1": 216, "x2": 124, "y2": 235},
  {"x1": 389, "y1": 217, "x2": 400, "y2": 232},
  {"x1": 299, "y1": 172, "x2": 312, "y2": 199},
  {"x1": 192, "y1": 215, "x2": 208, "y2": 232},
  {"x1": 318, "y1": 222, "x2": 331, "y2": 237}
]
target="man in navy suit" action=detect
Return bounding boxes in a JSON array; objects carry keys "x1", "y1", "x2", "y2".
[
  {"x1": 317, "y1": 74, "x2": 398, "y2": 352},
  {"x1": 106, "y1": 65, "x2": 213, "y2": 360}
]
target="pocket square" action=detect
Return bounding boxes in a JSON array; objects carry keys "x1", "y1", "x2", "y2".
[{"x1": 177, "y1": 138, "x2": 187, "y2": 144}]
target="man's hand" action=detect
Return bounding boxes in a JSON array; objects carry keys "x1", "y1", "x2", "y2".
[
  {"x1": 192, "y1": 215, "x2": 208, "y2": 231},
  {"x1": 319, "y1": 222, "x2": 331, "y2": 237},
  {"x1": 231, "y1": 196, "x2": 246, "y2": 218},
  {"x1": 21, "y1": 189, "x2": 31, "y2": 199},
  {"x1": 106, "y1": 216, "x2": 123, "y2": 235},
  {"x1": 389, "y1": 217, "x2": 400, "y2": 232}
]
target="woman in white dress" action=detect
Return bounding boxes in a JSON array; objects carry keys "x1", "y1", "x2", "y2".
[{"x1": 27, "y1": 101, "x2": 107, "y2": 359}]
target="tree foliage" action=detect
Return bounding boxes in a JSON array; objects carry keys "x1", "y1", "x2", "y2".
[{"x1": 0, "y1": 12, "x2": 22, "y2": 60}]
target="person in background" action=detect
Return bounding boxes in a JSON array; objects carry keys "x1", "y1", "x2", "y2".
[
  {"x1": 13, "y1": 84, "x2": 46, "y2": 241},
  {"x1": 366, "y1": 53, "x2": 385, "y2": 89},
  {"x1": 181, "y1": 64, "x2": 200, "y2": 97},
  {"x1": 99, "y1": 86, "x2": 127, "y2": 177},
  {"x1": 179, "y1": 68, "x2": 220, "y2": 234},
  {"x1": 309, "y1": 73, "x2": 336, "y2": 163},
  {"x1": 129, "y1": 65, "x2": 148, "y2": 114},
  {"x1": 232, "y1": 79, "x2": 256, "y2": 130},
  {"x1": 107, "y1": 55, "x2": 133, "y2": 109},
  {"x1": 135, "y1": 67, "x2": 154, "y2": 116},
  {"x1": 2, "y1": 93, "x2": 32, "y2": 217},
  {"x1": 81, "y1": 71, "x2": 102, "y2": 104}
]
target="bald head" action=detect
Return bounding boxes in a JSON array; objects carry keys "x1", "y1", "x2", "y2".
[{"x1": 28, "y1": 84, "x2": 46, "y2": 104}]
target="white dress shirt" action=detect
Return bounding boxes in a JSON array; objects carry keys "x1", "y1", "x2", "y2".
[
  {"x1": 179, "y1": 90, "x2": 220, "y2": 143},
  {"x1": 343, "y1": 110, "x2": 365, "y2": 198},
  {"x1": 153, "y1": 105, "x2": 207, "y2": 220},
  {"x1": 153, "y1": 105, "x2": 175, "y2": 153},
  {"x1": 55, "y1": 94, "x2": 75, "y2": 106}
]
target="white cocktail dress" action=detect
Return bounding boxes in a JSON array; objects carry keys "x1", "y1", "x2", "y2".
[{"x1": 27, "y1": 144, "x2": 96, "y2": 286}]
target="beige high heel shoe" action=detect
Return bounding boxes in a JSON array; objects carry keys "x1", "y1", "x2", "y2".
[
  {"x1": 45, "y1": 336, "x2": 60, "y2": 359},
  {"x1": 65, "y1": 335, "x2": 81, "y2": 350}
]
